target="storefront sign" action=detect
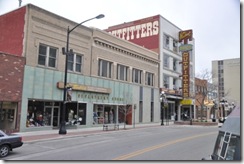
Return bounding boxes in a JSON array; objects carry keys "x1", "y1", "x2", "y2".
[
  {"x1": 106, "y1": 15, "x2": 160, "y2": 51},
  {"x1": 108, "y1": 20, "x2": 159, "y2": 41},
  {"x1": 179, "y1": 44, "x2": 193, "y2": 52},
  {"x1": 180, "y1": 99, "x2": 193, "y2": 105},
  {"x1": 179, "y1": 30, "x2": 193, "y2": 44},
  {"x1": 57, "y1": 82, "x2": 111, "y2": 94},
  {"x1": 182, "y1": 52, "x2": 189, "y2": 98}
]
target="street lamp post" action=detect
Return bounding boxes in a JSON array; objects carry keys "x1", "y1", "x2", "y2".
[
  {"x1": 59, "y1": 14, "x2": 105, "y2": 135},
  {"x1": 160, "y1": 92, "x2": 168, "y2": 126},
  {"x1": 220, "y1": 98, "x2": 227, "y2": 119}
]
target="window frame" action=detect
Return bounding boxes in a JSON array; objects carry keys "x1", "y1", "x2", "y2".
[
  {"x1": 117, "y1": 64, "x2": 128, "y2": 81},
  {"x1": 98, "y1": 59, "x2": 112, "y2": 78},
  {"x1": 38, "y1": 44, "x2": 58, "y2": 68},
  {"x1": 132, "y1": 68, "x2": 142, "y2": 84},
  {"x1": 67, "y1": 53, "x2": 83, "y2": 73},
  {"x1": 145, "y1": 72, "x2": 154, "y2": 86}
]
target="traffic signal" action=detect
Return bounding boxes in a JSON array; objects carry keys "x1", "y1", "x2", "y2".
[{"x1": 66, "y1": 87, "x2": 72, "y2": 102}]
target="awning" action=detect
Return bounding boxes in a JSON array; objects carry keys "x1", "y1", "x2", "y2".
[{"x1": 166, "y1": 95, "x2": 183, "y2": 100}]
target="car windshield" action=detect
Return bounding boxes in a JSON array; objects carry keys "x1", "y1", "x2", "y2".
[
  {"x1": 0, "y1": 130, "x2": 5, "y2": 137},
  {"x1": 212, "y1": 131, "x2": 240, "y2": 160}
]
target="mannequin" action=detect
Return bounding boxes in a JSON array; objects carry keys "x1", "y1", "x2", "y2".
[{"x1": 68, "y1": 110, "x2": 74, "y2": 123}]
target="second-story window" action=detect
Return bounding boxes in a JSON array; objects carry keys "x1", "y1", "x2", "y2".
[
  {"x1": 67, "y1": 53, "x2": 83, "y2": 72},
  {"x1": 98, "y1": 59, "x2": 112, "y2": 78},
  {"x1": 163, "y1": 74, "x2": 169, "y2": 88},
  {"x1": 146, "y1": 72, "x2": 154, "y2": 86},
  {"x1": 132, "y1": 68, "x2": 142, "y2": 84},
  {"x1": 117, "y1": 64, "x2": 128, "y2": 81},
  {"x1": 163, "y1": 54, "x2": 169, "y2": 68},
  {"x1": 163, "y1": 34, "x2": 170, "y2": 49},
  {"x1": 173, "y1": 40, "x2": 178, "y2": 53},
  {"x1": 38, "y1": 44, "x2": 57, "y2": 68}
]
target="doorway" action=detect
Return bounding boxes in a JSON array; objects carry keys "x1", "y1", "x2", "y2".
[{"x1": 44, "y1": 106, "x2": 60, "y2": 127}]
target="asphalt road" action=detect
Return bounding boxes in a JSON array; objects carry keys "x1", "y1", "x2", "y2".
[{"x1": 4, "y1": 125, "x2": 218, "y2": 161}]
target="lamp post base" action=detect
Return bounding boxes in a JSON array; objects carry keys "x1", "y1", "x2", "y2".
[{"x1": 59, "y1": 121, "x2": 67, "y2": 135}]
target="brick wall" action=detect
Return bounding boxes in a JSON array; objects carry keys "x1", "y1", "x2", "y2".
[
  {"x1": 0, "y1": 7, "x2": 26, "y2": 56},
  {"x1": 0, "y1": 52, "x2": 25, "y2": 101}
]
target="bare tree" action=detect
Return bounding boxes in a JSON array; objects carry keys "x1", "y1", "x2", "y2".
[
  {"x1": 196, "y1": 69, "x2": 232, "y2": 122},
  {"x1": 119, "y1": 92, "x2": 133, "y2": 129},
  {"x1": 195, "y1": 69, "x2": 218, "y2": 121},
  {"x1": 119, "y1": 105, "x2": 132, "y2": 129}
]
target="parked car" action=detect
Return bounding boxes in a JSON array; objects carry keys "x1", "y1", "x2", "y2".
[
  {"x1": 0, "y1": 130, "x2": 23, "y2": 158},
  {"x1": 202, "y1": 106, "x2": 240, "y2": 160}
]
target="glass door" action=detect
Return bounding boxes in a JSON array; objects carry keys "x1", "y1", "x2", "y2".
[
  {"x1": 53, "y1": 107, "x2": 60, "y2": 127},
  {"x1": 44, "y1": 107, "x2": 60, "y2": 127}
]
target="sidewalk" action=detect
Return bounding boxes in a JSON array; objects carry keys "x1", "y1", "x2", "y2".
[{"x1": 14, "y1": 122, "x2": 169, "y2": 143}]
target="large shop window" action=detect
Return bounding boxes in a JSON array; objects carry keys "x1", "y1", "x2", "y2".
[
  {"x1": 38, "y1": 44, "x2": 57, "y2": 68},
  {"x1": 66, "y1": 103, "x2": 86, "y2": 126},
  {"x1": 26, "y1": 101, "x2": 87, "y2": 127},
  {"x1": 93, "y1": 104, "x2": 116, "y2": 124},
  {"x1": 0, "y1": 102, "x2": 18, "y2": 130},
  {"x1": 27, "y1": 101, "x2": 61, "y2": 127}
]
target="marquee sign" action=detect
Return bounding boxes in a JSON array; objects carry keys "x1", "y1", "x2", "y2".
[
  {"x1": 179, "y1": 29, "x2": 193, "y2": 98},
  {"x1": 57, "y1": 82, "x2": 111, "y2": 94},
  {"x1": 179, "y1": 30, "x2": 193, "y2": 44},
  {"x1": 182, "y1": 52, "x2": 190, "y2": 98}
]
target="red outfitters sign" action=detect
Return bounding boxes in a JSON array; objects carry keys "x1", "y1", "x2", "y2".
[
  {"x1": 182, "y1": 52, "x2": 190, "y2": 98},
  {"x1": 106, "y1": 15, "x2": 160, "y2": 52}
]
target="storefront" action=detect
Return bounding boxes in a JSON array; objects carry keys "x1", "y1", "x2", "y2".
[
  {"x1": 179, "y1": 99, "x2": 195, "y2": 121},
  {"x1": 0, "y1": 102, "x2": 18, "y2": 131}
]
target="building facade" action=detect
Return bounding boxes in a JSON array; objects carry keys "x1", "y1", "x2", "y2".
[
  {"x1": 106, "y1": 15, "x2": 196, "y2": 122},
  {"x1": 0, "y1": 52, "x2": 25, "y2": 133},
  {"x1": 0, "y1": 4, "x2": 160, "y2": 132},
  {"x1": 212, "y1": 58, "x2": 240, "y2": 114}
]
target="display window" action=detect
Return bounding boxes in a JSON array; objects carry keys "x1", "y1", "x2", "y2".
[
  {"x1": 93, "y1": 104, "x2": 116, "y2": 124},
  {"x1": 26, "y1": 100, "x2": 60, "y2": 127},
  {"x1": 65, "y1": 103, "x2": 86, "y2": 125}
]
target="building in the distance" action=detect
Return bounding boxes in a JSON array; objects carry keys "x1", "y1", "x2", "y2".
[
  {"x1": 212, "y1": 58, "x2": 240, "y2": 116},
  {"x1": 106, "y1": 15, "x2": 195, "y2": 122}
]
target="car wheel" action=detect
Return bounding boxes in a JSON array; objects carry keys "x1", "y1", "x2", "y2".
[{"x1": 0, "y1": 145, "x2": 10, "y2": 158}]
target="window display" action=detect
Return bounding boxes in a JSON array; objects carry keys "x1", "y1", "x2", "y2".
[{"x1": 26, "y1": 100, "x2": 60, "y2": 127}]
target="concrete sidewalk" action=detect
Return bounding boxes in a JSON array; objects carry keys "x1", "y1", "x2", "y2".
[{"x1": 14, "y1": 122, "x2": 169, "y2": 143}]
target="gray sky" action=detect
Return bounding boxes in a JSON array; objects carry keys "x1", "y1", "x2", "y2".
[{"x1": 0, "y1": 0, "x2": 241, "y2": 74}]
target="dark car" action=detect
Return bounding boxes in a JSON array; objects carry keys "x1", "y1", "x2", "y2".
[
  {"x1": 202, "y1": 106, "x2": 240, "y2": 160},
  {"x1": 0, "y1": 130, "x2": 23, "y2": 158}
]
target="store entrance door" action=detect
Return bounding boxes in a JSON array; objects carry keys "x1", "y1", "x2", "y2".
[{"x1": 44, "y1": 107, "x2": 60, "y2": 127}]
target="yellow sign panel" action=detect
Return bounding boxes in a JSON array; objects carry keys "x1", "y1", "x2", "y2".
[{"x1": 180, "y1": 99, "x2": 192, "y2": 105}]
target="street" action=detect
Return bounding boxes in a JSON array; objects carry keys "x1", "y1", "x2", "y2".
[{"x1": 4, "y1": 125, "x2": 218, "y2": 160}]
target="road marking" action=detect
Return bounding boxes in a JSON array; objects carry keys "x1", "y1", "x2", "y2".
[{"x1": 113, "y1": 132, "x2": 216, "y2": 160}]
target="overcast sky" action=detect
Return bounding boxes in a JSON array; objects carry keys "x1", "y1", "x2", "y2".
[{"x1": 0, "y1": 0, "x2": 241, "y2": 74}]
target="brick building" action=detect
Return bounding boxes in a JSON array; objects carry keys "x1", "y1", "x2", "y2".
[{"x1": 0, "y1": 52, "x2": 25, "y2": 133}]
